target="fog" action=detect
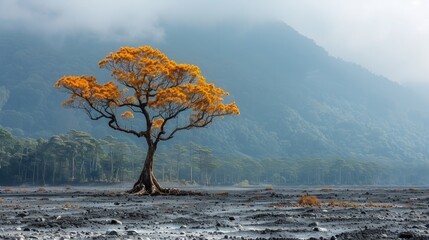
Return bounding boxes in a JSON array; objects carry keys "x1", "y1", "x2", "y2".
[{"x1": 1, "y1": 0, "x2": 429, "y2": 84}]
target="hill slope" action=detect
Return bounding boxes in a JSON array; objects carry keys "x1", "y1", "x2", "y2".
[{"x1": 1, "y1": 22, "x2": 429, "y2": 162}]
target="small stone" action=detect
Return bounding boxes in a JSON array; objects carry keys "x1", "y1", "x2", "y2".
[
  {"x1": 229, "y1": 216, "x2": 235, "y2": 221},
  {"x1": 114, "y1": 202, "x2": 120, "y2": 205},
  {"x1": 322, "y1": 209, "x2": 328, "y2": 212},
  {"x1": 106, "y1": 230, "x2": 119, "y2": 236},
  {"x1": 180, "y1": 225, "x2": 187, "y2": 229},
  {"x1": 16, "y1": 211, "x2": 29, "y2": 218},
  {"x1": 308, "y1": 222, "x2": 319, "y2": 227},
  {"x1": 381, "y1": 234, "x2": 388, "y2": 238},
  {"x1": 23, "y1": 228, "x2": 30, "y2": 231},
  {"x1": 313, "y1": 227, "x2": 327, "y2": 232},
  {"x1": 16, "y1": 227, "x2": 22, "y2": 231},
  {"x1": 126, "y1": 230, "x2": 138, "y2": 235},
  {"x1": 110, "y1": 219, "x2": 122, "y2": 225},
  {"x1": 330, "y1": 236, "x2": 337, "y2": 240},
  {"x1": 56, "y1": 216, "x2": 62, "y2": 220},
  {"x1": 398, "y1": 232, "x2": 414, "y2": 239}
]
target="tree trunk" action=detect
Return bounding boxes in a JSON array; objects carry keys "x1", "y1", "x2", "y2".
[{"x1": 128, "y1": 143, "x2": 164, "y2": 194}]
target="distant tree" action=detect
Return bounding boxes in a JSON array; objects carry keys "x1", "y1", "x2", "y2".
[
  {"x1": 55, "y1": 46, "x2": 239, "y2": 194},
  {"x1": 0, "y1": 129, "x2": 15, "y2": 169},
  {"x1": 0, "y1": 86, "x2": 9, "y2": 111}
]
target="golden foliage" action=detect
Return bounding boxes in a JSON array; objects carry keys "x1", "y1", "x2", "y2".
[
  {"x1": 320, "y1": 188, "x2": 335, "y2": 191},
  {"x1": 120, "y1": 111, "x2": 134, "y2": 119},
  {"x1": 298, "y1": 195, "x2": 321, "y2": 207},
  {"x1": 55, "y1": 45, "x2": 239, "y2": 135},
  {"x1": 55, "y1": 75, "x2": 121, "y2": 105},
  {"x1": 152, "y1": 118, "x2": 164, "y2": 128}
]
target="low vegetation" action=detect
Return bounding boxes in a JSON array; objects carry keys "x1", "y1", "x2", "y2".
[
  {"x1": 298, "y1": 195, "x2": 321, "y2": 207},
  {"x1": 296, "y1": 196, "x2": 394, "y2": 208}
]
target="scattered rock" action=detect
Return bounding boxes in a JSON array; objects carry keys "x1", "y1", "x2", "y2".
[
  {"x1": 16, "y1": 211, "x2": 29, "y2": 218},
  {"x1": 308, "y1": 222, "x2": 319, "y2": 227},
  {"x1": 398, "y1": 232, "x2": 414, "y2": 239},
  {"x1": 229, "y1": 216, "x2": 235, "y2": 221},
  {"x1": 110, "y1": 219, "x2": 122, "y2": 225},
  {"x1": 106, "y1": 230, "x2": 119, "y2": 236},
  {"x1": 180, "y1": 225, "x2": 188, "y2": 229},
  {"x1": 313, "y1": 227, "x2": 327, "y2": 232},
  {"x1": 126, "y1": 230, "x2": 138, "y2": 235}
]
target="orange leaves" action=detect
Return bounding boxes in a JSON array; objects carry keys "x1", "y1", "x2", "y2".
[
  {"x1": 152, "y1": 118, "x2": 164, "y2": 129},
  {"x1": 120, "y1": 111, "x2": 134, "y2": 119},
  {"x1": 148, "y1": 76, "x2": 239, "y2": 124},
  {"x1": 56, "y1": 45, "x2": 239, "y2": 139},
  {"x1": 55, "y1": 75, "x2": 122, "y2": 106}
]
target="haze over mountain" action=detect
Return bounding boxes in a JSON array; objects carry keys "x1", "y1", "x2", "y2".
[{"x1": 1, "y1": 21, "x2": 429, "y2": 163}]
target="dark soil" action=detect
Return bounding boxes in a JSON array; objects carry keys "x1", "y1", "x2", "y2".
[{"x1": 0, "y1": 185, "x2": 428, "y2": 239}]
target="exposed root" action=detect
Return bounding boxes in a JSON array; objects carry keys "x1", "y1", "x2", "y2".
[{"x1": 127, "y1": 185, "x2": 205, "y2": 196}]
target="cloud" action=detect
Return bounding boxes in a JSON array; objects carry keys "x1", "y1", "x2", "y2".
[
  {"x1": 278, "y1": 0, "x2": 429, "y2": 83},
  {"x1": 1, "y1": 0, "x2": 429, "y2": 83}
]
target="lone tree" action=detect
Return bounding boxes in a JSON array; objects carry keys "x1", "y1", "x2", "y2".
[{"x1": 55, "y1": 46, "x2": 239, "y2": 194}]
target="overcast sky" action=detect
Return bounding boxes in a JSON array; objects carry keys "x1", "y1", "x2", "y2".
[{"x1": 1, "y1": 0, "x2": 428, "y2": 84}]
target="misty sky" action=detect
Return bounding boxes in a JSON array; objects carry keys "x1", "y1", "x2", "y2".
[{"x1": 1, "y1": 0, "x2": 428, "y2": 84}]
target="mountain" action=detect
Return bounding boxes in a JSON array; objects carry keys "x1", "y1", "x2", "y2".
[{"x1": 1, "y1": 22, "x2": 429, "y2": 162}]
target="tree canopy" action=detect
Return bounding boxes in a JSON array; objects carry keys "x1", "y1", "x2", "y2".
[
  {"x1": 55, "y1": 46, "x2": 239, "y2": 144},
  {"x1": 55, "y1": 46, "x2": 239, "y2": 194}
]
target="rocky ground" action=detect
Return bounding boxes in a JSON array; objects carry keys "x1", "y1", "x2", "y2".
[{"x1": 0, "y1": 185, "x2": 428, "y2": 240}]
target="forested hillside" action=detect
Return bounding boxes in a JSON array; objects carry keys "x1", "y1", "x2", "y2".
[
  {"x1": 1, "y1": 22, "x2": 429, "y2": 172},
  {"x1": 1, "y1": 129, "x2": 428, "y2": 186}
]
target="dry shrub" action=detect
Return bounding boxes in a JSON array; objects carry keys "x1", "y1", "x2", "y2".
[
  {"x1": 298, "y1": 195, "x2": 321, "y2": 207},
  {"x1": 64, "y1": 202, "x2": 79, "y2": 208},
  {"x1": 320, "y1": 188, "x2": 334, "y2": 191},
  {"x1": 3, "y1": 187, "x2": 13, "y2": 192},
  {"x1": 265, "y1": 185, "x2": 273, "y2": 191},
  {"x1": 328, "y1": 201, "x2": 393, "y2": 208},
  {"x1": 214, "y1": 192, "x2": 229, "y2": 196},
  {"x1": 328, "y1": 200, "x2": 361, "y2": 208},
  {"x1": 38, "y1": 187, "x2": 47, "y2": 192},
  {"x1": 270, "y1": 203, "x2": 290, "y2": 208},
  {"x1": 365, "y1": 202, "x2": 393, "y2": 208}
]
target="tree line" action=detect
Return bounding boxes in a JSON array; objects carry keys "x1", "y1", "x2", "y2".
[{"x1": 1, "y1": 128, "x2": 428, "y2": 186}]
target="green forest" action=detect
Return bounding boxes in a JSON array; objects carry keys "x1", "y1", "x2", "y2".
[{"x1": 1, "y1": 128, "x2": 428, "y2": 186}]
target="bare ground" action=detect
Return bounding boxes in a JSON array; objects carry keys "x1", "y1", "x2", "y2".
[{"x1": 0, "y1": 185, "x2": 428, "y2": 240}]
